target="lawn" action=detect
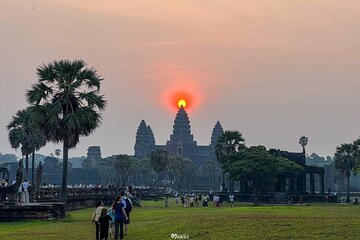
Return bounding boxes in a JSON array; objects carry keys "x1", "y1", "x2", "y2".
[{"x1": 1, "y1": 200, "x2": 360, "y2": 240}]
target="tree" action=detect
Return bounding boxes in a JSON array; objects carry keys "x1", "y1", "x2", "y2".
[
  {"x1": 113, "y1": 154, "x2": 134, "y2": 188},
  {"x1": 26, "y1": 59, "x2": 107, "y2": 202},
  {"x1": 299, "y1": 136, "x2": 308, "y2": 154},
  {"x1": 167, "y1": 156, "x2": 195, "y2": 190},
  {"x1": 133, "y1": 158, "x2": 156, "y2": 187},
  {"x1": 0, "y1": 153, "x2": 17, "y2": 163},
  {"x1": 82, "y1": 158, "x2": 93, "y2": 169},
  {"x1": 97, "y1": 157, "x2": 116, "y2": 185},
  {"x1": 7, "y1": 107, "x2": 46, "y2": 181},
  {"x1": 224, "y1": 146, "x2": 303, "y2": 205},
  {"x1": 197, "y1": 159, "x2": 218, "y2": 188},
  {"x1": 334, "y1": 143, "x2": 358, "y2": 203},
  {"x1": 150, "y1": 149, "x2": 169, "y2": 188},
  {"x1": 215, "y1": 130, "x2": 245, "y2": 191},
  {"x1": 307, "y1": 153, "x2": 327, "y2": 166}
]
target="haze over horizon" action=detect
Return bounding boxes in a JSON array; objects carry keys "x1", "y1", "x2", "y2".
[{"x1": 1, "y1": 0, "x2": 360, "y2": 159}]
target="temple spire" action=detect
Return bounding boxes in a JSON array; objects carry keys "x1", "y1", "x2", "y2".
[
  {"x1": 166, "y1": 106, "x2": 196, "y2": 156},
  {"x1": 134, "y1": 120, "x2": 155, "y2": 158},
  {"x1": 210, "y1": 121, "x2": 224, "y2": 155}
]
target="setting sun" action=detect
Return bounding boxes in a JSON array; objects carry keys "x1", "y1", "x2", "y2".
[{"x1": 178, "y1": 99, "x2": 187, "y2": 108}]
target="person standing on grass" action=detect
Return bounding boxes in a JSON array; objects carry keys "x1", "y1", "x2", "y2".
[
  {"x1": 189, "y1": 195, "x2": 194, "y2": 208},
  {"x1": 22, "y1": 179, "x2": 30, "y2": 204},
  {"x1": 229, "y1": 194, "x2": 235, "y2": 207},
  {"x1": 18, "y1": 180, "x2": 25, "y2": 205},
  {"x1": 175, "y1": 193, "x2": 179, "y2": 207},
  {"x1": 185, "y1": 194, "x2": 190, "y2": 207},
  {"x1": 99, "y1": 208, "x2": 112, "y2": 240},
  {"x1": 92, "y1": 201, "x2": 104, "y2": 240},
  {"x1": 181, "y1": 195, "x2": 185, "y2": 207},
  {"x1": 113, "y1": 191, "x2": 128, "y2": 240},
  {"x1": 124, "y1": 193, "x2": 133, "y2": 235},
  {"x1": 203, "y1": 194, "x2": 209, "y2": 207}
]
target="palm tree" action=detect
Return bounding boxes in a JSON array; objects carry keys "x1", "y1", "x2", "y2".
[
  {"x1": 26, "y1": 59, "x2": 107, "y2": 202},
  {"x1": 150, "y1": 149, "x2": 169, "y2": 189},
  {"x1": 299, "y1": 136, "x2": 308, "y2": 154},
  {"x1": 215, "y1": 130, "x2": 245, "y2": 191},
  {"x1": 7, "y1": 107, "x2": 45, "y2": 180},
  {"x1": 334, "y1": 143, "x2": 357, "y2": 203}
]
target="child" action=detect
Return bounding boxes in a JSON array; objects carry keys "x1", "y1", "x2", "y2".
[
  {"x1": 107, "y1": 208, "x2": 115, "y2": 238},
  {"x1": 99, "y1": 208, "x2": 112, "y2": 240}
]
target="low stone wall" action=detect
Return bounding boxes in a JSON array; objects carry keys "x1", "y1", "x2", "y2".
[{"x1": 0, "y1": 203, "x2": 66, "y2": 222}]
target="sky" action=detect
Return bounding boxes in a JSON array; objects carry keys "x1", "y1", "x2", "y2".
[{"x1": 1, "y1": 0, "x2": 360, "y2": 159}]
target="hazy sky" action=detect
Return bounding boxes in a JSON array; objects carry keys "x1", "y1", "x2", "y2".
[{"x1": 1, "y1": 0, "x2": 360, "y2": 159}]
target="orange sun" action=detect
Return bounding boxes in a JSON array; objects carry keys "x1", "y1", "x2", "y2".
[{"x1": 178, "y1": 99, "x2": 187, "y2": 108}]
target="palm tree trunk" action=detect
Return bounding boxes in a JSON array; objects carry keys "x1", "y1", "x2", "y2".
[
  {"x1": 61, "y1": 138, "x2": 69, "y2": 203},
  {"x1": 32, "y1": 151, "x2": 35, "y2": 186},
  {"x1": 25, "y1": 153, "x2": 29, "y2": 179},
  {"x1": 346, "y1": 176, "x2": 350, "y2": 203}
]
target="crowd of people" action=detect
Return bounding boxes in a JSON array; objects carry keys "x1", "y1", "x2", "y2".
[
  {"x1": 92, "y1": 189, "x2": 134, "y2": 240},
  {"x1": 172, "y1": 192, "x2": 236, "y2": 208},
  {"x1": 0, "y1": 178, "x2": 31, "y2": 205},
  {"x1": 41, "y1": 183, "x2": 116, "y2": 189}
]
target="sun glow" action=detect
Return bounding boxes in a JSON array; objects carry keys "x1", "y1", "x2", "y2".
[
  {"x1": 163, "y1": 88, "x2": 201, "y2": 113},
  {"x1": 178, "y1": 99, "x2": 187, "y2": 108}
]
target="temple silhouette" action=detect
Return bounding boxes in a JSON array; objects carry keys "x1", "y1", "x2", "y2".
[{"x1": 134, "y1": 106, "x2": 222, "y2": 165}]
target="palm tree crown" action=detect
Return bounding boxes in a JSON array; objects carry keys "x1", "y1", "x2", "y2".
[
  {"x1": 7, "y1": 107, "x2": 46, "y2": 178},
  {"x1": 216, "y1": 130, "x2": 245, "y2": 164},
  {"x1": 299, "y1": 136, "x2": 308, "y2": 153},
  {"x1": 26, "y1": 59, "x2": 106, "y2": 148}
]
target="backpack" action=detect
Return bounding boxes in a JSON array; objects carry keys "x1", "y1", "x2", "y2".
[{"x1": 125, "y1": 198, "x2": 132, "y2": 212}]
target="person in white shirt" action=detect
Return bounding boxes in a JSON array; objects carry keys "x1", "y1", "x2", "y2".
[
  {"x1": 22, "y1": 179, "x2": 30, "y2": 204},
  {"x1": 213, "y1": 195, "x2": 217, "y2": 207},
  {"x1": 18, "y1": 182, "x2": 25, "y2": 205},
  {"x1": 190, "y1": 196, "x2": 195, "y2": 208},
  {"x1": 229, "y1": 194, "x2": 235, "y2": 207},
  {"x1": 92, "y1": 201, "x2": 104, "y2": 240}
]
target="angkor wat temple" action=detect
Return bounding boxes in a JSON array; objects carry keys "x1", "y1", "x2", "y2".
[
  {"x1": 134, "y1": 106, "x2": 325, "y2": 194},
  {"x1": 134, "y1": 106, "x2": 222, "y2": 165}
]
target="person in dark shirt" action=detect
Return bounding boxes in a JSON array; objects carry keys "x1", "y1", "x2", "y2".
[
  {"x1": 113, "y1": 191, "x2": 128, "y2": 240},
  {"x1": 99, "y1": 208, "x2": 113, "y2": 240}
]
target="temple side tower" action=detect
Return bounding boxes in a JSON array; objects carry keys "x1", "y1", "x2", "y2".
[
  {"x1": 209, "y1": 121, "x2": 224, "y2": 157},
  {"x1": 134, "y1": 120, "x2": 156, "y2": 159},
  {"x1": 166, "y1": 106, "x2": 197, "y2": 156},
  {"x1": 87, "y1": 146, "x2": 102, "y2": 167}
]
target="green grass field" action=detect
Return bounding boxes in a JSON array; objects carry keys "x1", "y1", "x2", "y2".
[{"x1": 1, "y1": 200, "x2": 360, "y2": 240}]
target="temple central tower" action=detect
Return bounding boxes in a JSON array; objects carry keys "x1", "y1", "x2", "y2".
[
  {"x1": 166, "y1": 106, "x2": 197, "y2": 156},
  {"x1": 134, "y1": 106, "x2": 223, "y2": 164}
]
